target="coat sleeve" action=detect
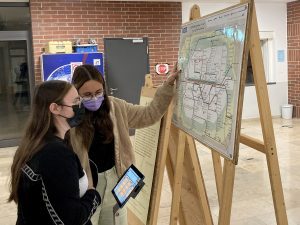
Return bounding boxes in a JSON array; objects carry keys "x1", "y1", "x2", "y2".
[
  {"x1": 118, "y1": 82, "x2": 175, "y2": 129},
  {"x1": 39, "y1": 144, "x2": 101, "y2": 225}
]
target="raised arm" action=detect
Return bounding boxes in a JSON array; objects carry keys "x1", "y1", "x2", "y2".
[{"x1": 114, "y1": 66, "x2": 180, "y2": 129}]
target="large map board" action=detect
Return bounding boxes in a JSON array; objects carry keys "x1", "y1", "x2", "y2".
[{"x1": 173, "y1": 3, "x2": 249, "y2": 160}]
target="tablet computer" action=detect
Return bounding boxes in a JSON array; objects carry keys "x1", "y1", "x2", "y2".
[{"x1": 112, "y1": 164, "x2": 145, "y2": 208}]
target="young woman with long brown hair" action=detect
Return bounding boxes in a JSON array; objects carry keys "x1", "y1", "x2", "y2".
[
  {"x1": 70, "y1": 64, "x2": 179, "y2": 225},
  {"x1": 9, "y1": 80, "x2": 101, "y2": 225}
]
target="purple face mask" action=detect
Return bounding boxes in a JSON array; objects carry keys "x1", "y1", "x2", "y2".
[{"x1": 82, "y1": 96, "x2": 104, "y2": 111}]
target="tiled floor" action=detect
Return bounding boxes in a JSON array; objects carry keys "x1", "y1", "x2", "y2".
[{"x1": 0, "y1": 118, "x2": 299, "y2": 225}]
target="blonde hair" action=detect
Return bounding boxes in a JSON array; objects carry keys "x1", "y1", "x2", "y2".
[{"x1": 9, "y1": 80, "x2": 72, "y2": 203}]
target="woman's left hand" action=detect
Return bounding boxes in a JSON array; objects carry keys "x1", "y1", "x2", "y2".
[{"x1": 166, "y1": 62, "x2": 181, "y2": 86}]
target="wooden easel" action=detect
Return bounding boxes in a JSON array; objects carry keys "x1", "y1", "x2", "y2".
[{"x1": 146, "y1": 0, "x2": 288, "y2": 225}]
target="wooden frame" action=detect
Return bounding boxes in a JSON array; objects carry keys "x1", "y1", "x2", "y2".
[{"x1": 130, "y1": 0, "x2": 288, "y2": 224}]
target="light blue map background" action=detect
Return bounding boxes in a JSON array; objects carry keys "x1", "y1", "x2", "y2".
[{"x1": 173, "y1": 4, "x2": 249, "y2": 160}]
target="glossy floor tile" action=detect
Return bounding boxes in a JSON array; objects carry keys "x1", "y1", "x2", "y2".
[{"x1": 0, "y1": 118, "x2": 299, "y2": 224}]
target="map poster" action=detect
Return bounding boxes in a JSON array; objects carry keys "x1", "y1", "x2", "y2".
[{"x1": 173, "y1": 3, "x2": 249, "y2": 160}]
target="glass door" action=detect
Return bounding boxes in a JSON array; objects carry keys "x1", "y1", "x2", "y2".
[
  {"x1": 0, "y1": 3, "x2": 32, "y2": 147},
  {"x1": 0, "y1": 39, "x2": 32, "y2": 147}
]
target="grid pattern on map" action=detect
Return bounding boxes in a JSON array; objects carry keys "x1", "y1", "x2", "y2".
[{"x1": 173, "y1": 4, "x2": 249, "y2": 160}]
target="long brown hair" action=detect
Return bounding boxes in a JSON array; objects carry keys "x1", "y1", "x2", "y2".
[
  {"x1": 72, "y1": 64, "x2": 113, "y2": 149},
  {"x1": 8, "y1": 80, "x2": 72, "y2": 203}
]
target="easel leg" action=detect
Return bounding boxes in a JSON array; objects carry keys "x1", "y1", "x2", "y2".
[
  {"x1": 218, "y1": 159, "x2": 235, "y2": 225},
  {"x1": 170, "y1": 130, "x2": 186, "y2": 225},
  {"x1": 186, "y1": 136, "x2": 214, "y2": 225},
  {"x1": 212, "y1": 151, "x2": 223, "y2": 205},
  {"x1": 250, "y1": 3, "x2": 288, "y2": 225},
  {"x1": 148, "y1": 103, "x2": 174, "y2": 225},
  {"x1": 168, "y1": 126, "x2": 211, "y2": 225},
  {"x1": 166, "y1": 150, "x2": 187, "y2": 225}
]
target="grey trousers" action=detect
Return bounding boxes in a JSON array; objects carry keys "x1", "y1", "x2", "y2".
[{"x1": 91, "y1": 166, "x2": 128, "y2": 225}]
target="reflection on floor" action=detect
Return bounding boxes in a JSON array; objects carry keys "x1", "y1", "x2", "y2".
[
  {"x1": 0, "y1": 94, "x2": 29, "y2": 141},
  {"x1": 0, "y1": 118, "x2": 299, "y2": 225}
]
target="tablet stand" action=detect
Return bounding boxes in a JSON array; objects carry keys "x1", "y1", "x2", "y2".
[{"x1": 113, "y1": 180, "x2": 145, "y2": 225}]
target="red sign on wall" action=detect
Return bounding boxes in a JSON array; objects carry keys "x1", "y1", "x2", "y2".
[{"x1": 155, "y1": 64, "x2": 169, "y2": 75}]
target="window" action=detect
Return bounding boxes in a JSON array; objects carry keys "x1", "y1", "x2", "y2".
[
  {"x1": 246, "y1": 32, "x2": 274, "y2": 85},
  {"x1": 0, "y1": 3, "x2": 30, "y2": 31}
]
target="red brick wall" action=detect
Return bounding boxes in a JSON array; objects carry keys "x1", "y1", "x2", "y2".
[
  {"x1": 30, "y1": 0, "x2": 182, "y2": 87},
  {"x1": 287, "y1": 1, "x2": 300, "y2": 117}
]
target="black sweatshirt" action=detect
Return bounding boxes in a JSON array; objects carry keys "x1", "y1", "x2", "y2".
[
  {"x1": 88, "y1": 130, "x2": 115, "y2": 173},
  {"x1": 16, "y1": 136, "x2": 101, "y2": 225}
]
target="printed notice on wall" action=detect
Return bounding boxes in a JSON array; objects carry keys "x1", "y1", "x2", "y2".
[
  {"x1": 277, "y1": 50, "x2": 284, "y2": 62},
  {"x1": 127, "y1": 94, "x2": 161, "y2": 224}
]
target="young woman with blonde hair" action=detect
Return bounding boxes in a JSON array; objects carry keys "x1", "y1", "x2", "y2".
[{"x1": 9, "y1": 80, "x2": 101, "y2": 225}]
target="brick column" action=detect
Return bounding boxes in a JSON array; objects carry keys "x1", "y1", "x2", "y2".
[{"x1": 287, "y1": 1, "x2": 300, "y2": 117}]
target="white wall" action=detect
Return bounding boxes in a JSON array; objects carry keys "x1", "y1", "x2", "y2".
[{"x1": 182, "y1": 2, "x2": 288, "y2": 119}]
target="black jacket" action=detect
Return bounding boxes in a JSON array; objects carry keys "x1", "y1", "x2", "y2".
[{"x1": 16, "y1": 136, "x2": 101, "y2": 225}]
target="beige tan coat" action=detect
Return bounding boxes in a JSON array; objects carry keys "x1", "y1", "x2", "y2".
[{"x1": 71, "y1": 82, "x2": 175, "y2": 180}]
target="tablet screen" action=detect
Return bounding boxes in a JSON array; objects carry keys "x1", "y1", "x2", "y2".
[{"x1": 112, "y1": 165, "x2": 144, "y2": 207}]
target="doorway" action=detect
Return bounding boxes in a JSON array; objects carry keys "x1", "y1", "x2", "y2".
[
  {"x1": 0, "y1": 3, "x2": 33, "y2": 147},
  {"x1": 104, "y1": 38, "x2": 149, "y2": 105},
  {"x1": 0, "y1": 33, "x2": 33, "y2": 147}
]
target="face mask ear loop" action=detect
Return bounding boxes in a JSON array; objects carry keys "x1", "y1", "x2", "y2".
[{"x1": 78, "y1": 97, "x2": 83, "y2": 109}]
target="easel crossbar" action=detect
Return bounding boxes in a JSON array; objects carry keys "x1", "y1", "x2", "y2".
[{"x1": 240, "y1": 134, "x2": 265, "y2": 153}]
